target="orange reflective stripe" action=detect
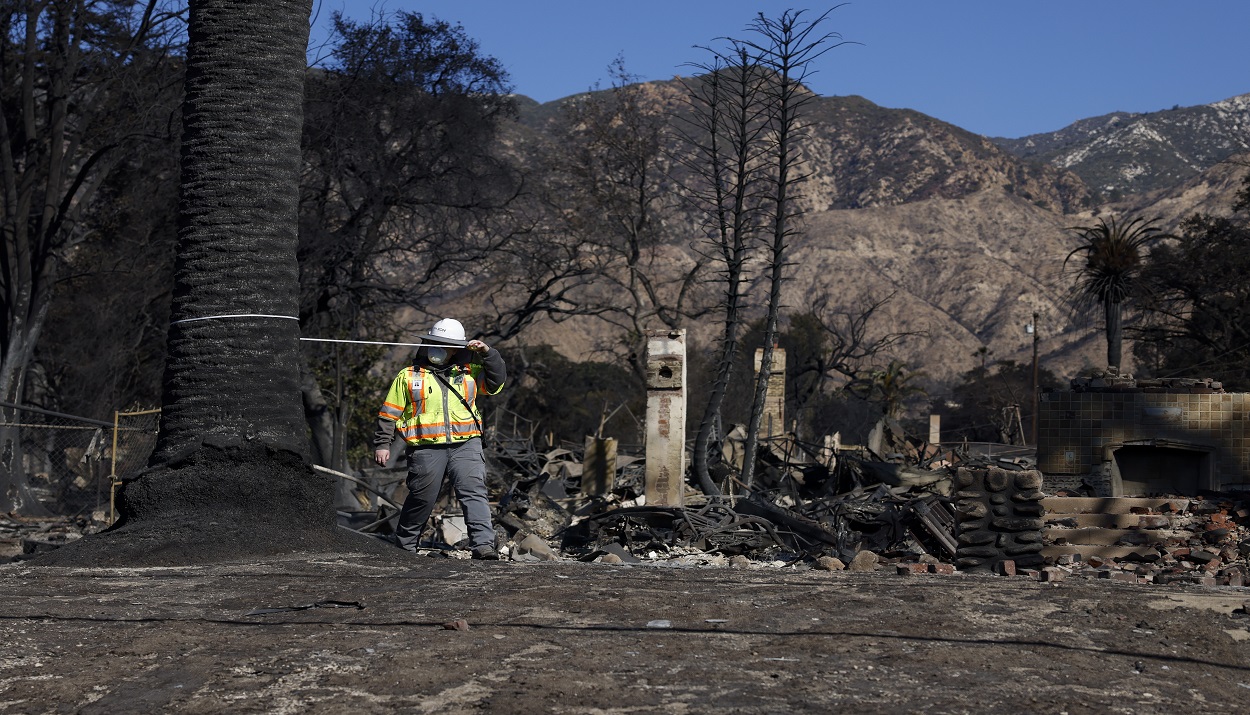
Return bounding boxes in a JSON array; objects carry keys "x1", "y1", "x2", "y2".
[
  {"x1": 389, "y1": 365, "x2": 490, "y2": 446},
  {"x1": 416, "y1": 424, "x2": 444, "y2": 438},
  {"x1": 405, "y1": 423, "x2": 480, "y2": 439}
]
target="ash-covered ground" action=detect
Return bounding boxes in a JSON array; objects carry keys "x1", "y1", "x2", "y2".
[
  {"x1": 2, "y1": 550, "x2": 1249, "y2": 714},
  {"x1": 5, "y1": 443, "x2": 1250, "y2": 712}
]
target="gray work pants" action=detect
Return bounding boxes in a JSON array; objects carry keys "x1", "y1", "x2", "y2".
[{"x1": 393, "y1": 438, "x2": 494, "y2": 551}]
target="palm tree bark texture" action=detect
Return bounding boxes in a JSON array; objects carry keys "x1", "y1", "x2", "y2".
[
  {"x1": 32, "y1": 1, "x2": 391, "y2": 566},
  {"x1": 154, "y1": 0, "x2": 312, "y2": 461}
]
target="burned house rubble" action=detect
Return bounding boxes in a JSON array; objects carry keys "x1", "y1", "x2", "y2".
[
  {"x1": 6, "y1": 421, "x2": 1250, "y2": 589},
  {"x1": 1038, "y1": 367, "x2": 1250, "y2": 496},
  {"x1": 2, "y1": 364, "x2": 1246, "y2": 595},
  {"x1": 4, "y1": 357, "x2": 1247, "y2": 590},
  {"x1": 299, "y1": 417, "x2": 1250, "y2": 590}
]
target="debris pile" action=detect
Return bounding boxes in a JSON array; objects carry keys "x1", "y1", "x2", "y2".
[
  {"x1": 562, "y1": 502, "x2": 788, "y2": 561},
  {"x1": 335, "y1": 427, "x2": 1037, "y2": 570},
  {"x1": 1041, "y1": 493, "x2": 1250, "y2": 586},
  {"x1": 0, "y1": 515, "x2": 98, "y2": 561},
  {"x1": 398, "y1": 429, "x2": 1245, "y2": 585},
  {"x1": 1069, "y1": 367, "x2": 1224, "y2": 393}
]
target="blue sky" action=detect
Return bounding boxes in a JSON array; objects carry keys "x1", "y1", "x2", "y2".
[{"x1": 309, "y1": 1, "x2": 1250, "y2": 139}]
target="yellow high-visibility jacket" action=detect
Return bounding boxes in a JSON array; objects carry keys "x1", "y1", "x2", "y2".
[{"x1": 375, "y1": 350, "x2": 506, "y2": 448}]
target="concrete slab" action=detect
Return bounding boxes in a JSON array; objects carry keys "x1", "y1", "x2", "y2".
[
  {"x1": 1042, "y1": 496, "x2": 1191, "y2": 514},
  {"x1": 1043, "y1": 527, "x2": 1188, "y2": 545},
  {"x1": 1040, "y1": 544, "x2": 1162, "y2": 559},
  {"x1": 1042, "y1": 513, "x2": 1177, "y2": 528},
  {"x1": 3, "y1": 551, "x2": 1249, "y2": 712}
]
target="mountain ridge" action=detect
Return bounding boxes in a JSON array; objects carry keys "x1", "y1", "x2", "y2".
[
  {"x1": 503, "y1": 81, "x2": 1248, "y2": 389},
  {"x1": 994, "y1": 92, "x2": 1250, "y2": 200}
]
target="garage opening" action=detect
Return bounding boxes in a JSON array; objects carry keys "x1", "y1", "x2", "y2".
[{"x1": 1112, "y1": 444, "x2": 1210, "y2": 496}]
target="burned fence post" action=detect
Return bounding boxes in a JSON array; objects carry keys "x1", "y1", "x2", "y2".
[
  {"x1": 583, "y1": 436, "x2": 617, "y2": 497},
  {"x1": 953, "y1": 466, "x2": 1045, "y2": 571},
  {"x1": 645, "y1": 330, "x2": 686, "y2": 507},
  {"x1": 753, "y1": 346, "x2": 786, "y2": 440}
]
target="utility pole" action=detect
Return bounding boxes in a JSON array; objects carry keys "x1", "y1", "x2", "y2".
[{"x1": 1029, "y1": 312, "x2": 1039, "y2": 447}]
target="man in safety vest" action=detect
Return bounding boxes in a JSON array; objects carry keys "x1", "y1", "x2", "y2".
[{"x1": 373, "y1": 318, "x2": 507, "y2": 559}]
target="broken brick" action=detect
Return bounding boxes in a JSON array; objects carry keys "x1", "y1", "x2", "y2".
[
  {"x1": 1187, "y1": 549, "x2": 1217, "y2": 564},
  {"x1": 1038, "y1": 567, "x2": 1067, "y2": 583},
  {"x1": 1219, "y1": 569, "x2": 1246, "y2": 587}
]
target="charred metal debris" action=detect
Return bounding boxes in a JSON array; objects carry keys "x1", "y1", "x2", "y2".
[
  {"x1": 338, "y1": 430, "x2": 1035, "y2": 571},
  {"x1": 330, "y1": 424, "x2": 1250, "y2": 584},
  {"x1": 10, "y1": 428, "x2": 1247, "y2": 585}
]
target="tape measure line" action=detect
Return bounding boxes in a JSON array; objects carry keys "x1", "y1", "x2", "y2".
[
  {"x1": 168, "y1": 315, "x2": 461, "y2": 349},
  {"x1": 170, "y1": 313, "x2": 300, "y2": 325},
  {"x1": 300, "y1": 337, "x2": 437, "y2": 348}
]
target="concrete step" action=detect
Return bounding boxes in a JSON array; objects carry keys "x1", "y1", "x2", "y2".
[
  {"x1": 1041, "y1": 497, "x2": 1190, "y2": 515},
  {"x1": 1041, "y1": 544, "x2": 1161, "y2": 559},
  {"x1": 1043, "y1": 527, "x2": 1188, "y2": 546},
  {"x1": 1042, "y1": 513, "x2": 1177, "y2": 528}
]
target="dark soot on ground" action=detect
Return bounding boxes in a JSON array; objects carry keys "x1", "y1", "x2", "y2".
[{"x1": 35, "y1": 443, "x2": 397, "y2": 567}]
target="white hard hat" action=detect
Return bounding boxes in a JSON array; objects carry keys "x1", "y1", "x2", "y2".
[{"x1": 427, "y1": 318, "x2": 467, "y2": 344}]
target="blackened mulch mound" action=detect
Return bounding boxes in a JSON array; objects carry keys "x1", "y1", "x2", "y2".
[{"x1": 33, "y1": 443, "x2": 398, "y2": 567}]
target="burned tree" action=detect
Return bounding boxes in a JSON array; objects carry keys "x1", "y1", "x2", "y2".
[
  {"x1": 38, "y1": 0, "x2": 382, "y2": 565},
  {"x1": 0, "y1": 0, "x2": 182, "y2": 513},
  {"x1": 678, "y1": 47, "x2": 769, "y2": 496},
  {"x1": 679, "y1": 10, "x2": 847, "y2": 493},
  {"x1": 1133, "y1": 174, "x2": 1250, "y2": 389},
  {"x1": 1064, "y1": 215, "x2": 1169, "y2": 370},
  {"x1": 152, "y1": 0, "x2": 312, "y2": 460},
  {"x1": 735, "y1": 10, "x2": 846, "y2": 488},
  {"x1": 546, "y1": 59, "x2": 705, "y2": 382},
  {"x1": 783, "y1": 295, "x2": 923, "y2": 440}
]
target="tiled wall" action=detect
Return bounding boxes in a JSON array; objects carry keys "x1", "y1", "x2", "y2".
[{"x1": 1037, "y1": 391, "x2": 1250, "y2": 489}]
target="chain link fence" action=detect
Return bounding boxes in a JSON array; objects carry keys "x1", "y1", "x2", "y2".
[
  {"x1": 109, "y1": 409, "x2": 161, "y2": 519},
  {"x1": 0, "y1": 402, "x2": 160, "y2": 518}
]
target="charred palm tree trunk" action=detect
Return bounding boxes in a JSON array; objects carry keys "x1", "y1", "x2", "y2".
[
  {"x1": 34, "y1": 1, "x2": 350, "y2": 566},
  {"x1": 153, "y1": 0, "x2": 312, "y2": 461},
  {"x1": 1104, "y1": 298, "x2": 1123, "y2": 369}
]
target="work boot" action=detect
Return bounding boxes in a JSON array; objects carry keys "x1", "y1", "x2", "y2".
[{"x1": 471, "y1": 544, "x2": 499, "y2": 561}]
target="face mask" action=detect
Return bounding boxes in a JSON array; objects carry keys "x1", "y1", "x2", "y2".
[{"x1": 427, "y1": 347, "x2": 449, "y2": 365}]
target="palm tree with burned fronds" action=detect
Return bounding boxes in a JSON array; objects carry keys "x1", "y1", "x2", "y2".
[{"x1": 1064, "y1": 215, "x2": 1171, "y2": 370}]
